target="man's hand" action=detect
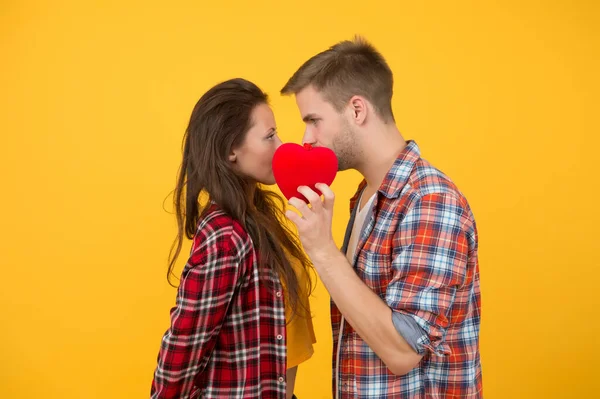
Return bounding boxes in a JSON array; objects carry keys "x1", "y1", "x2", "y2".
[{"x1": 285, "y1": 183, "x2": 338, "y2": 263}]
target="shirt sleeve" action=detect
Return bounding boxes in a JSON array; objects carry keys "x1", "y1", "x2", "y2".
[
  {"x1": 391, "y1": 311, "x2": 428, "y2": 355},
  {"x1": 151, "y1": 228, "x2": 250, "y2": 398},
  {"x1": 385, "y1": 192, "x2": 471, "y2": 356}
]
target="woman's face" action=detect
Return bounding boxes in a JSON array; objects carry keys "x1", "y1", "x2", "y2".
[{"x1": 230, "y1": 103, "x2": 282, "y2": 185}]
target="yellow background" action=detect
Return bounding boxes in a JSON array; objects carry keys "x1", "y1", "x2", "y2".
[{"x1": 1, "y1": 1, "x2": 598, "y2": 398}]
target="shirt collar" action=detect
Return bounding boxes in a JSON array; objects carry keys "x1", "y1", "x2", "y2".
[{"x1": 349, "y1": 140, "x2": 421, "y2": 211}]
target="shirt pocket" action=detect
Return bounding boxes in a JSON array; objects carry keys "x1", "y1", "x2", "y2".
[{"x1": 356, "y1": 249, "x2": 393, "y2": 298}]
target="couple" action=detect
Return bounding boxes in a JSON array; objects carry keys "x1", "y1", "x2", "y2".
[{"x1": 151, "y1": 36, "x2": 482, "y2": 399}]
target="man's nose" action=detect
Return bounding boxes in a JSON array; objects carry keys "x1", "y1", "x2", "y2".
[{"x1": 302, "y1": 128, "x2": 316, "y2": 146}]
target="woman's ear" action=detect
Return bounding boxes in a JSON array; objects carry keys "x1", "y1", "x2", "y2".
[{"x1": 228, "y1": 152, "x2": 237, "y2": 162}]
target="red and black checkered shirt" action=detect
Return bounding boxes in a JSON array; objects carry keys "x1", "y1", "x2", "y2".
[{"x1": 151, "y1": 205, "x2": 287, "y2": 399}]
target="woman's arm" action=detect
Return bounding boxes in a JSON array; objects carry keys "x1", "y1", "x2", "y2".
[{"x1": 151, "y1": 225, "x2": 248, "y2": 398}]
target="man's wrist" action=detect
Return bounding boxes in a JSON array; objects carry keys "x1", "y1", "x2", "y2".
[{"x1": 311, "y1": 242, "x2": 346, "y2": 270}]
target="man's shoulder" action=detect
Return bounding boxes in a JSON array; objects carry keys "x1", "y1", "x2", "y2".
[
  {"x1": 382, "y1": 156, "x2": 475, "y2": 227},
  {"x1": 407, "y1": 157, "x2": 468, "y2": 204}
]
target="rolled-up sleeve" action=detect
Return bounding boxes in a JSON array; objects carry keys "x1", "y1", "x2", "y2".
[{"x1": 391, "y1": 311, "x2": 428, "y2": 354}]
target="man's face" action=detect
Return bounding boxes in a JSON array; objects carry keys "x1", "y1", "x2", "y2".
[{"x1": 295, "y1": 86, "x2": 358, "y2": 171}]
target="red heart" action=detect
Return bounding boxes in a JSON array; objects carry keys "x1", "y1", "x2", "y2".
[{"x1": 272, "y1": 143, "x2": 338, "y2": 203}]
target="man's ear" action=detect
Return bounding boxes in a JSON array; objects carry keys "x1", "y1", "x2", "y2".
[{"x1": 349, "y1": 95, "x2": 368, "y2": 125}]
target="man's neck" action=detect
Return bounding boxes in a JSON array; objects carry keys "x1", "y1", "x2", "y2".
[{"x1": 355, "y1": 126, "x2": 406, "y2": 199}]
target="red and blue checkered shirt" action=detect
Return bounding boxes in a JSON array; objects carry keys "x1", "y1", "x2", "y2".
[
  {"x1": 151, "y1": 205, "x2": 287, "y2": 399},
  {"x1": 333, "y1": 141, "x2": 483, "y2": 398}
]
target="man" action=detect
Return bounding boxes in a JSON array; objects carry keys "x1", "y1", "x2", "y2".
[{"x1": 281, "y1": 36, "x2": 483, "y2": 398}]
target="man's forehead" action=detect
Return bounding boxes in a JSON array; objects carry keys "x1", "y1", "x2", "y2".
[{"x1": 297, "y1": 87, "x2": 326, "y2": 107}]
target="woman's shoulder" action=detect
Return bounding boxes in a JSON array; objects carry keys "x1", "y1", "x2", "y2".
[
  {"x1": 183, "y1": 204, "x2": 255, "y2": 282},
  {"x1": 194, "y1": 203, "x2": 252, "y2": 254}
]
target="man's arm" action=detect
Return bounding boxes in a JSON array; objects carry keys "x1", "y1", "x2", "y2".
[
  {"x1": 286, "y1": 184, "x2": 422, "y2": 375},
  {"x1": 308, "y1": 247, "x2": 423, "y2": 375},
  {"x1": 287, "y1": 185, "x2": 471, "y2": 375},
  {"x1": 385, "y1": 192, "x2": 471, "y2": 357}
]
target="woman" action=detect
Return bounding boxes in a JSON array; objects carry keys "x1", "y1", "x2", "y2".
[{"x1": 151, "y1": 78, "x2": 315, "y2": 399}]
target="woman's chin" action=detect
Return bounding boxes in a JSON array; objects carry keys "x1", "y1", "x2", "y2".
[{"x1": 258, "y1": 175, "x2": 277, "y2": 186}]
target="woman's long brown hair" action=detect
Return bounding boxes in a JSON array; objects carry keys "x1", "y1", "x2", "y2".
[{"x1": 168, "y1": 78, "x2": 313, "y2": 319}]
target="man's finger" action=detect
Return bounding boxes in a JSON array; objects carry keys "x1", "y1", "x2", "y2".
[
  {"x1": 297, "y1": 186, "x2": 322, "y2": 213},
  {"x1": 288, "y1": 196, "x2": 313, "y2": 219},
  {"x1": 285, "y1": 209, "x2": 308, "y2": 228},
  {"x1": 315, "y1": 183, "x2": 335, "y2": 211}
]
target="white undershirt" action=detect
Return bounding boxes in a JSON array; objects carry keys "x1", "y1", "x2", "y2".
[
  {"x1": 345, "y1": 192, "x2": 376, "y2": 265},
  {"x1": 335, "y1": 191, "x2": 376, "y2": 398}
]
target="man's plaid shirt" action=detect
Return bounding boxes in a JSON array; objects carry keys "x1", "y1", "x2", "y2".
[{"x1": 333, "y1": 141, "x2": 483, "y2": 398}]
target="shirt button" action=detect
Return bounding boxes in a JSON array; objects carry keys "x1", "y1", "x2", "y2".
[
  {"x1": 275, "y1": 291, "x2": 282, "y2": 297},
  {"x1": 278, "y1": 376, "x2": 285, "y2": 383},
  {"x1": 276, "y1": 334, "x2": 283, "y2": 340}
]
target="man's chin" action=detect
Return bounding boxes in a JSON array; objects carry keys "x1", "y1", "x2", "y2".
[{"x1": 336, "y1": 159, "x2": 351, "y2": 172}]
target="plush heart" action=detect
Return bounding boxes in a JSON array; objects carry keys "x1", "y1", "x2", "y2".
[{"x1": 272, "y1": 143, "x2": 338, "y2": 203}]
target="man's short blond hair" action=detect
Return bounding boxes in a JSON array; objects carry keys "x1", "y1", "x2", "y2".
[{"x1": 281, "y1": 35, "x2": 395, "y2": 122}]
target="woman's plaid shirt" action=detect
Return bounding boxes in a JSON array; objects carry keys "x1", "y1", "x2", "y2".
[{"x1": 151, "y1": 206, "x2": 287, "y2": 399}]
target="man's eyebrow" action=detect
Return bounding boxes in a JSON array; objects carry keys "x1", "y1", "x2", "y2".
[{"x1": 302, "y1": 113, "x2": 318, "y2": 123}]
